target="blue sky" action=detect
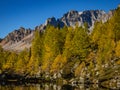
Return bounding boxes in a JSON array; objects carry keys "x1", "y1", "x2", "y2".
[{"x1": 0, "y1": 0, "x2": 120, "y2": 38}]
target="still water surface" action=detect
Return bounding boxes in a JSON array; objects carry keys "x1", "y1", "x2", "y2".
[{"x1": 0, "y1": 83, "x2": 111, "y2": 90}]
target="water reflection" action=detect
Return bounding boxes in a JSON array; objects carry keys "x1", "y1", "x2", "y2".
[{"x1": 0, "y1": 83, "x2": 117, "y2": 90}]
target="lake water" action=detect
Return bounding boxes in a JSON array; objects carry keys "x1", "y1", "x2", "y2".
[{"x1": 0, "y1": 83, "x2": 112, "y2": 90}]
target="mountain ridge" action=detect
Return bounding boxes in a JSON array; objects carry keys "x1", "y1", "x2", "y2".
[{"x1": 0, "y1": 9, "x2": 114, "y2": 52}]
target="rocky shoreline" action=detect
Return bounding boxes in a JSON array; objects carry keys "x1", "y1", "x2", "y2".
[{"x1": 0, "y1": 72, "x2": 119, "y2": 89}]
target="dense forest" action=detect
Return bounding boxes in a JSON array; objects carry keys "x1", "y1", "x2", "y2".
[{"x1": 0, "y1": 7, "x2": 120, "y2": 86}]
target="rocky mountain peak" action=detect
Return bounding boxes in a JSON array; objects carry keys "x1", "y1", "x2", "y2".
[
  {"x1": 60, "y1": 10, "x2": 111, "y2": 29},
  {"x1": 67, "y1": 10, "x2": 79, "y2": 17},
  {"x1": 3, "y1": 27, "x2": 32, "y2": 43},
  {"x1": 0, "y1": 9, "x2": 114, "y2": 52},
  {"x1": 60, "y1": 10, "x2": 80, "y2": 27},
  {"x1": 36, "y1": 10, "x2": 113, "y2": 32},
  {"x1": 0, "y1": 27, "x2": 33, "y2": 52},
  {"x1": 45, "y1": 17, "x2": 58, "y2": 27}
]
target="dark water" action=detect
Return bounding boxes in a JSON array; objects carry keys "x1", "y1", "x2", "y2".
[{"x1": 0, "y1": 83, "x2": 113, "y2": 90}]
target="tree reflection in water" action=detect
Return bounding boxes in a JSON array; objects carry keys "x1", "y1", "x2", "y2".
[{"x1": 0, "y1": 83, "x2": 118, "y2": 90}]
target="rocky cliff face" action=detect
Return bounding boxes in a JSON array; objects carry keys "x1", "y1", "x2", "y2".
[
  {"x1": 0, "y1": 27, "x2": 33, "y2": 52},
  {"x1": 0, "y1": 9, "x2": 114, "y2": 52},
  {"x1": 4, "y1": 27, "x2": 32, "y2": 43},
  {"x1": 39, "y1": 10, "x2": 114, "y2": 31}
]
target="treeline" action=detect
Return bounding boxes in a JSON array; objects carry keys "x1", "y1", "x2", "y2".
[{"x1": 0, "y1": 7, "x2": 120, "y2": 82}]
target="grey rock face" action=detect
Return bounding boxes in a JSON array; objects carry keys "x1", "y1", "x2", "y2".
[
  {"x1": 4, "y1": 27, "x2": 32, "y2": 43},
  {"x1": 45, "y1": 17, "x2": 58, "y2": 26},
  {"x1": 60, "y1": 10, "x2": 80, "y2": 27},
  {"x1": 0, "y1": 27, "x2": 33, "y2": 52},
  {"x1": 42, "y1": 10, "x2": 114, "y2": 30}
]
